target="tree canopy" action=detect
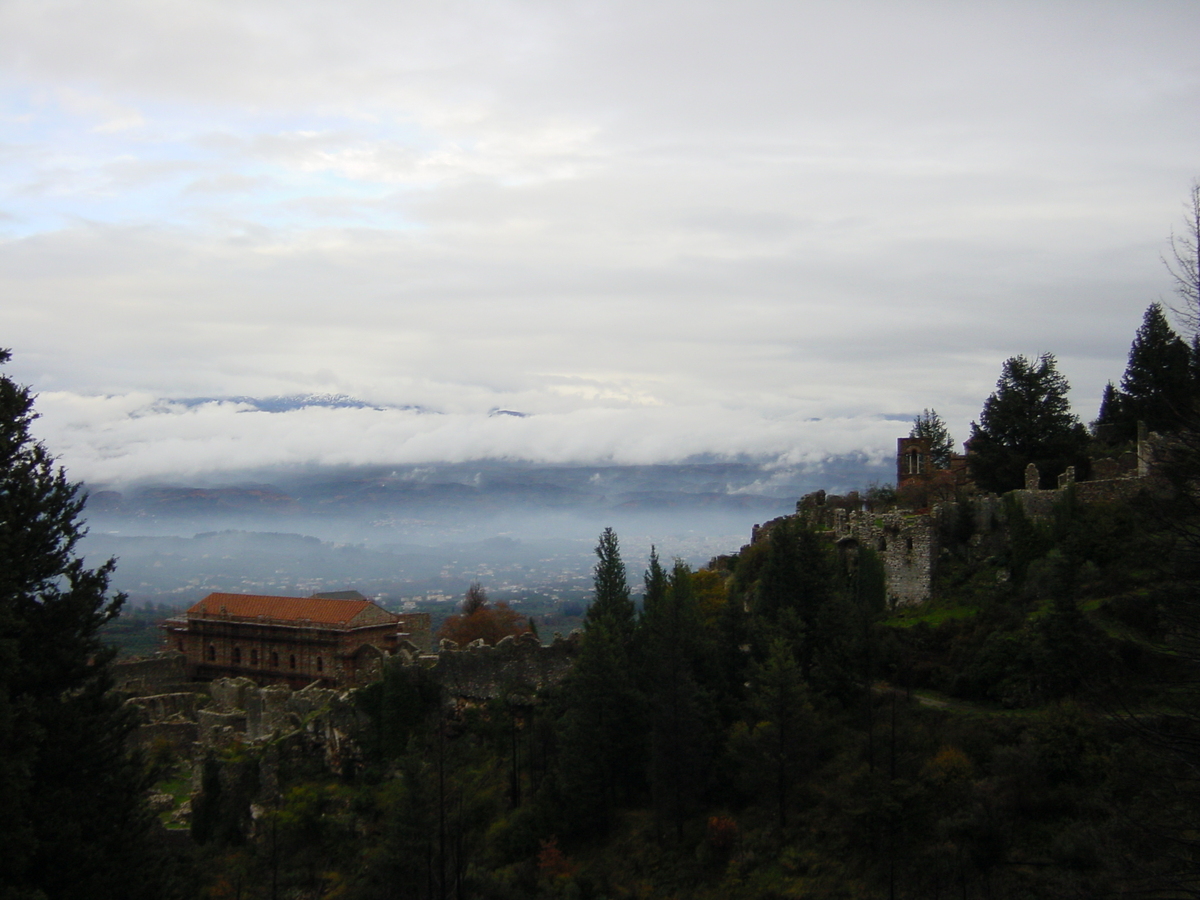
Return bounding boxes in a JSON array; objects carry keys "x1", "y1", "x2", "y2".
[
  {"x1": 436, "y1": 581, "x2": 530, "y2": 646},
  {"x1": 968, "y1": 353, "x2": 1089, "y2": 492}
]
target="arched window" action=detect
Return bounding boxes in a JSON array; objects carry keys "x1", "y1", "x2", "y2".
[
  {"x1": 250, "y1": 648, "x2": 258, "y2": 666},
  {"x1": 906, "y1": 450, "x2": 925, "y2": 475},
  {"x1": 316, "y1": 657, "x2": 323, "y2": 673},
  {"x1": 270, "y1": 651, "x2": 279, "y2": 668},
  {"x1": 289, "y1": 655, "x2": 296, "y2": 670},
  {"x1": 207, "y1": 644, "x2": 216, "y2": 662},
  {"x1": 232, "y1": 646, "x2": 241, "y2": 665}
]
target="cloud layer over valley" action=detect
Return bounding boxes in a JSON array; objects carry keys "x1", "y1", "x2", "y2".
[{"x1": 3, "y1": 1, "x2": 1199, "y2": 485}]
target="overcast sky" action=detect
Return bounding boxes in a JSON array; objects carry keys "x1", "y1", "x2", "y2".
[{"x1": 2, "y1": 1, "x2": 1198, "y2": 486}]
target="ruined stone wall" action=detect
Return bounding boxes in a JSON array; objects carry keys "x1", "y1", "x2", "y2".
[
  {"x1": 753, "y1": 494, "x2": 937, "y2": 607},
  {"x1": 112, "y1": 651, "x2": 192, "y2": 696},
  {"x1": 428, "y1": 631, "x2": 580, "y2": 702},
  {"x1": 831, "y1": 510, "x2": 937, "y2": 607},
  {"x1": 130, "y1": 637, "x2": 582, "y2": 755}
]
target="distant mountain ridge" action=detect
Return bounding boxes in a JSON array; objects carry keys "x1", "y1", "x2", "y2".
[
  {"x1": 82, "y1": 456, "x2": 890, "y2": 528},
  {"x1": 172, "y1": 394, "x2": 431, "y2": 414}
]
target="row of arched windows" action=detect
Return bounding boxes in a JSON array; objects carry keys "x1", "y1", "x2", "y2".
[{"x1": 203, "y1": 645, "x2": 322, "y2": 672}]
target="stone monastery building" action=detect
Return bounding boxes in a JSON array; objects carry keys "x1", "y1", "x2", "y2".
[{"x1": 162, "y1": 591, "x2": 431, "y2": 688}]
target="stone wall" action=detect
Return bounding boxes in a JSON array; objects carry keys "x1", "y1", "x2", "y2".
[
  {"x1": 832, "y1": 509, "x2": 937, "y2": 607},
  {"x1": 753, "y1": 493, "x2": 938, "y2": 607},
  {"x1": 113, "y1": 651, "x2": 192, "y2": 696},
  {"x1": 427, "y1": 631, "x2": 580, "y2": 702},
  {"x1": 129, "y1": 636, "x2": 583, "y2": 756}
]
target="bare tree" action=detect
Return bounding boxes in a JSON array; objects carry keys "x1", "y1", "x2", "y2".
[{"x1": 1163, "y1": 180, "x2": 1200, "y2": 336}]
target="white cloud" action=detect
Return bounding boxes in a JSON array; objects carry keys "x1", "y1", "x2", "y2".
[
  {"x1": 29, "y1": 391, "x2": 900, "y2": 486},
  {"x1": 0, "y1": 1, "x2": 1197, "y2": 484}
]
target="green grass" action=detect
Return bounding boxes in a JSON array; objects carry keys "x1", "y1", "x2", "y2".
[
  {"x1": 153, "y1": 772, "x2": 193, "y2": 829},
  {"x1": 882, "y1": 601, "x2": 979, "y2": 628}
]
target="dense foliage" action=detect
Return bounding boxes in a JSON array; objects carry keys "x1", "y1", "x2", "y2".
[
  {"x1": 968, "y1": 352, "x2": 1090, "y2": 491},
  {"x1": 0, "y1": 351, "x2": 168, "y2": 900},
  {"x1": 1095, "y1": 302, "x2": 1194, "y2": 439},
  {"x1": 437, "y1": 581, "x2": 532, "y2": 647}
]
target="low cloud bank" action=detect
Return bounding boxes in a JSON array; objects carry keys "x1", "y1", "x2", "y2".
[{"x1": 30, "y1": 392, "x2": 902, "y2": 487}]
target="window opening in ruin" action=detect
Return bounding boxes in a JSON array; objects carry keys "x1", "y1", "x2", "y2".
[
  {"x1": 270, "y1": 651, "x2": 279, "y2": 668},
  {"x1": 250, "y1": 648, "x2": 258, "y2": 666},
  {"x1": 906, "y1": 537, "x2": 914, "y2": 552},
  {"x1": 289, "y1": 655, "x2": 296, "y2": 669},
  {"x1": 316, "y1": 657, "x2": 323, "y2": 672},
  {"x1": 232, "y1": 646, "x2": 241, "y2": 665},
  {"x1": 207, "y1": 644, "x2": 216, "y2": 662},
  {"x1": 907, "y1": 451, "x2": 925, "y2": 475},
  {"x1": 879, "y1": 537, "x2": 887, "y2": 551}
]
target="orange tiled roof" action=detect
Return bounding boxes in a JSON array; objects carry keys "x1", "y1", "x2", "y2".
[{"x1": 187, "y1": 592, "x2": 395, "y2": 627}]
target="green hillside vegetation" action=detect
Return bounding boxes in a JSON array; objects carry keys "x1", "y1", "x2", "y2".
[{"x1": 168, "y1": 445, "x2": 1200, "y2": 899}]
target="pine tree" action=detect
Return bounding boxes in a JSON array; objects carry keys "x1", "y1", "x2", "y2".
[
  {"x1": 910, "y1": 409, "x2": 955, "y2": 468},
  {"x1": 745, "y1": 639, "x2": 812, "y2": 832},
  {"x1": 1120, "y1": 302, "x2": 1193, "y2": 433},
  {"x1": 1093, "y1": 381, "x2": 1124, "y2": 436},
  {"x1": 643, "y1": 562, "x2": 714, "y2": 839},
  {"x1": 556, "y1": 528, "x2": 646, "y2": 835},
  {"x1": 968, "y1": 353, "x2": 1090, "y2": 493},
  {"x1": 0, "y1": 350, "x2": 163, "y2": 899},
  {"x1": 555, "y1": 620, "x2": 646, "y2": 835},
  {"x1": 642, "y1": 545, "x2": 667, "y2": 619},
  {"x1": 585, "y1": 527, "x2": 635, "y2": 639},
  {"x1": 754, "y1": 517, "x2": 836, "y2": 682}
]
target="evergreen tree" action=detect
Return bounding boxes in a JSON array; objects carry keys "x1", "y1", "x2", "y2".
[
  {"x1": 585, "y1": 527, "x2": 635, "y2": 639},
  {"x1": 643, "y1": 562, "x2": 714, "y2": 839},
  {"x1": 910, "y1": 408, "x2": 955, "y2": 468},
  {"x1": 744, "y1": 639, "x2": 812, "y2": 832},
  {"x1": 0, "y1": 350, "x2": 163, "y2": 899},
  {"x1": 556, "y1": 528, "x2": 645, "y2": 835},
  {"x1": 754, "y1": 517, "x2": 836, "y2": 682},
  {"x1": 554, "y1": 620, "x2": 645, "y2": 835},
  {"x1": 1093, "y1": 381, "x2": 1124, "y2": 435},
  {"x1": 968, "y1": 353, "x2": 1090, "y2": 492},
  {"x1": 641, "y1": 545, "x2": 667, "y2": 619},
  {"x1": 1119, "y1": 302, "x2": 1193, "y2": 433}
]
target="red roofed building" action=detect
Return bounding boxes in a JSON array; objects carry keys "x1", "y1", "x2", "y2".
[{"x1": 162, "y1": 592, "x2": 431, "y2": 688}]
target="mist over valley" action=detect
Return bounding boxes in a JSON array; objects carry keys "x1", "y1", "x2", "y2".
[{"x1": 83, "y1": 455, "x2": 889, "y2": 631}]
